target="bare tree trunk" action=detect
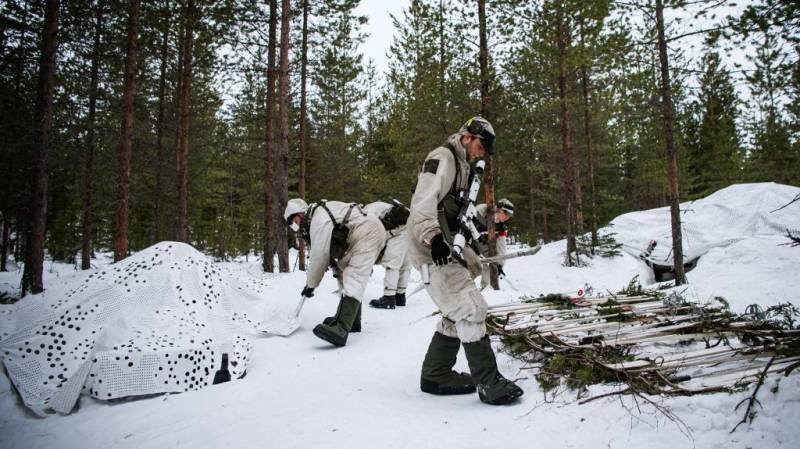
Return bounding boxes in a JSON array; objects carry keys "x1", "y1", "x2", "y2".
[
  {"x1": 297, "y1": 0, "x2": 308, "y2": 271},
  {"x1": 0, "y1": 212, "x2": 9, "y2": 272},
  {"x1": 574, "y1": 153, "x2": 584, "y2": 232},
  {"x1": 527, "y1": 164, "x2": 536, "y2": 242},
  {"x1": 655, "y1": 0, "x2": 686, "y2": 285},
  {"x1": 579, "y1": 18, "x2": 598, "y2": 250},
  {"x1": 114, "y1": 0, "x2": 141, "y2": 262},
  {"x1": 438, "y1": 0, "x2": 448, "y2": 133},
  {"x1": 557, "y1": 4, "x2": 577, "y2": 266},
  {"x1": 477, "y1": 0, "x2": 499, "y2": 290},
  {"x1": 263, "y1": 0, "x2": 277, "y2": 272},
  {"x1": 81, "y1": 4, "x2": 103, "y2": 270},
  {"x1": 152, "y1": 0, "x2": 171, "y2": 245},
  {"x1": 22, "y1": 0, "x2": 60, "y2": 296},
  {"x1": 174, "y1": 0, "x2": 196, "y2": 243},
  {"x1": 542, "y1": 208, "x2": 549, "y2": 243},
  {"x1": 276, "y1": 0, "x2": 291, "y2": 272}
]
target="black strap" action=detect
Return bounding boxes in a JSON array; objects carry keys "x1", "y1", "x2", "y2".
[
  {"x1": 443, "y1": 142, "x2": 462, "y2": 196},
  {"x1": 318, "y1": 201, "x2": 363, "y2": 228}
]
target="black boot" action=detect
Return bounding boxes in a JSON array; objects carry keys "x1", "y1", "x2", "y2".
[
  {"x1": 395, "y1": 292, "x2": 406, "y2": 307},
  {"x1": 369, "y1": 294, "x2": 396, "y2": 309},
  {"x1": 420, "y1": 332, "x2": 476, "y2": 395},
  {"x1": 314, "y1": 296, "x2": 361, "y2": 346},
  {"x1": 463, "y1": 336, "x2": 524, "y2": 405}
]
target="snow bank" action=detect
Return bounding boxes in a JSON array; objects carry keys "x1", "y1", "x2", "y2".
[{"x1": 605, "y1": 182, "x2": 800, "y2": 311}]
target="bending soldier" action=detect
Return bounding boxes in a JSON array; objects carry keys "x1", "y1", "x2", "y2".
[
  {"x1": 475, "y1": 198, "x2": 514, "y2": 289},
  {"x1": 406, "y1": 117, "x2": 524, "y2": 405},
  {"x1": 364, "y1": 201, "x2": 412, "y2": 309},
  {"x1": 284, "y1": 199, "x2": 386, "y2": 347}
]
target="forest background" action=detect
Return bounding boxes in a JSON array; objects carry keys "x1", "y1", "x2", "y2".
[{"x1": 1, "y1": 0, "x2": 798, "y2": 295}]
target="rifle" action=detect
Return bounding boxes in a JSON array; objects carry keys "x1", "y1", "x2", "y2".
[{"x1": 450, "y1": 160, "x2": 486, "y2": 266}]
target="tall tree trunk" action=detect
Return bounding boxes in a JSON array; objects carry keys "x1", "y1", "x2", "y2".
[
  {"x1": 22, "y1": 0, "x2": 60, "y2": 296},
  {"x1": 579, "y1": 17, "x2": 598, "y2": 250},
  {"x1": 174, "y1": 0, "x2": 196, "y2": 243},
  {"x1": 263, "y1": 0, "x2": 277, "y2": 272},
  {"x1": 574, "y1": 153, "x2": 584, "y2": 232},
  {"x1": 527, "y1": 164, "x2": 536, "y2": 243},
  {"x1": 297, "y1": 0, "x2": 308, "y2": 271},
  {"x1": 114, "y1": 0, "x2": 141, "y2": 262},
  {"x1": 276, "y1": 0, "x2": 291, "y2": 272},
  {"x1": 0, "y1": 212, "x2": 9, "y2": 272},
  {"x1": 152, "y1": 0, "x2": 171, "y2": 245},
  {"x1": 557, "y1": 4, "x2": 577, "y2": 266},
  {"x1": 81, "y1": 4, "x2": 104, "y2": 270},
  {"x1": 438, "y1": 0, "x2": 447, "y2": 134},
  {"x1": 477, "y1": 0, "x2": 499, "y2": 290},
  {"x1": 655, "y1": 0, "x2": 686, "y2": 284}
]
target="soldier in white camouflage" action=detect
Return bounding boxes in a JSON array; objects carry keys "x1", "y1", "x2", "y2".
[
  {"x1": 475, "y1": 198, "x2": 514, "y2": 289},
  {"x1": 406, "y1": 117, "x2": 524, "y2": 405},
  {"x1": 363, "y1": 201, "x2": 412, "y2": 309},
  {"x1": 284, "y1": 199, "x2": 385, "y2": 347}
]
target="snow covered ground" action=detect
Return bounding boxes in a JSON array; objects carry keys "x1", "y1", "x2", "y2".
[{"x1": 1, "y1": 183, "x2": 799, "y2": 449}]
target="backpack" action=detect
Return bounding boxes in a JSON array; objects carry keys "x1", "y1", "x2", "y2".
[
  {"x1": 316, "y1": 201, "x2": 364, "y2": 266},
  {"x1": 380, "y1": 199, "x2": 410, "y2": 231}
]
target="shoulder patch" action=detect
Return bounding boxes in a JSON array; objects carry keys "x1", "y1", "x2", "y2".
[{"x1": 423, "y1": 158, "x2": 440, "y2": 174}]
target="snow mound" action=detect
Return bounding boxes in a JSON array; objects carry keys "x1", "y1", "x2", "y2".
[
  {"x1": 0, "y1": 242, "x2": 276, "y2": 416},
  {"x1": 612, "y1": 182, "x2": 798, "y2": 258},
  {"x1": 607, "y1": 182, "x2": 800, "y2": 310}
]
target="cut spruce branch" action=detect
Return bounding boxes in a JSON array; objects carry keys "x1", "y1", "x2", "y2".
[{"x1": 488, "y1": 286, "x2": 799, "y2": 427}]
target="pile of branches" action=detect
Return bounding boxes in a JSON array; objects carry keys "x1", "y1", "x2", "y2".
[{"x1": 487, "y1": 289, "x2": 800, "y2": 408}]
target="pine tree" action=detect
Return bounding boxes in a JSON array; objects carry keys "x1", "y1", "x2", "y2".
[
  {"x1": 689, "y1": 49, "x2": 742, "y2": 197},
  {"x1": 308, "y1": 0, "x2": 366, "y2": 201}
]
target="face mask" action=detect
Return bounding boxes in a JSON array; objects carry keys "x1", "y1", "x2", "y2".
[{"x1": 290, "y1": 222, "x2": 300, "y2": 233}]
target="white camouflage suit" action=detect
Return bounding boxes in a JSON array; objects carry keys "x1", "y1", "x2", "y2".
[
  {"x1": 363, "y1": 202, "x2": 412, "y2": 296},
  {"x1": 475, "y1": 203, "x2": 508, "y2": 289},
  {"x1": 305, "y1": 201, "x2": 386, "y2": 302},
  {"x1": 407, "y1": 133, "x2": 487, "y2": 343}
]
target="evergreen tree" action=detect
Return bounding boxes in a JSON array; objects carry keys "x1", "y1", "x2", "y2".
[
  {"x1": 689, "y1": 49, "x2": 742, "y2": 197},
  {"x1": 307, "y1": 0, "x2": 367, "y2": 201}
]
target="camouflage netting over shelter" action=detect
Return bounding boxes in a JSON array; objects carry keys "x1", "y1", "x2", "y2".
[{"x1": 0, "y1": 242, "x2": 276, "y2": 416}]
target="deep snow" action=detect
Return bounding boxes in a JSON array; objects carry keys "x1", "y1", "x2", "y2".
[{"x1": 1, "y1": 183, "x2": 799, "y2": 449}]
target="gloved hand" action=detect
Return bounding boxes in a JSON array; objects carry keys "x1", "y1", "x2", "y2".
[
  {"x1": 301, "y1": 286, "x2": 315, "y2": 298},
  {"x1": 430, "y1": 233, "x2": 450, "y2": 266},
  {"x1": 496, "y1": 265, "x2": 506, "y2": 278}
]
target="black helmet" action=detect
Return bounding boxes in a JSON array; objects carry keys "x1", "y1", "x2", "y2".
[{"x1": 460, "y1": 116, "x2": 495, "y2": 155}]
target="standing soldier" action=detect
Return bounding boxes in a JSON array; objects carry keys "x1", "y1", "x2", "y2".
[
  {"x1": 407, "y1": 117, "x2": 524, "y2": 405},
  {"x1": 475, "y1": 198, "x2": 514, "y2": 289},
  {"x1": 364, "y1": 200, "x2": 412, "y2": 309},
  {"x1": 284, "y1": 198, "x2": 386, "y2": 347}
]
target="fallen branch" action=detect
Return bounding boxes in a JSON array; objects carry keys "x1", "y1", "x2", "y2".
[{"x1": 731, "y1": 356, "x2": 775, "y2": 433}]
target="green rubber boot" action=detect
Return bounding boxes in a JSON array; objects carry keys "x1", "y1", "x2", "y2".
[
  {"x1": 323, "y1": 299, "x2": 361, "y2": 332},
  {"x1": 420, "y1": 332, "x2": 476, "y2": 395},
  {"x1": 314, "y1": 295, "x2": 360, "y2": 346},
  {"x1": 351, "y1": 302, "x2": 361, "y2": 333},
  {"x1": 463, "y1": 336, "x2": 524, "y2": 405}
]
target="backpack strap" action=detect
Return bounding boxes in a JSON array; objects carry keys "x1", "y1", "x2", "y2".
[
  {"x1": 318, "y1": 201, "x2": 339, "y2": 227},
  {"x1": 443, "y1": 142, "x2": 461, "y2": 196}
]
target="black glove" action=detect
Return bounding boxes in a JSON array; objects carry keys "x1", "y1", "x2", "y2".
[
  {"x1": 430, "y1": 233, "x2": 450, "y2": 266},
  {"x1": 496, "y1": 265, "x2": 506, "y2": 278},
  {"x1": 301, "y1": 286, "x2": 315, "y2": 298}
]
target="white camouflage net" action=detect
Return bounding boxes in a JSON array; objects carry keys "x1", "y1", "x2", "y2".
[{"x1": 0, "y1": 242, "x2": 280, "y2": 416}]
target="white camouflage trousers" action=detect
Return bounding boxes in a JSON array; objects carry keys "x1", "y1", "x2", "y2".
[
  {"x1": 336, "y1": 215, "x2": 386, "y2": 302},
  {"x1": 381, "y1": 231, "x2": 411, "y2": 295},
  {"x1": 424, "y1": 263, "x2": 488, "y2": 343}
]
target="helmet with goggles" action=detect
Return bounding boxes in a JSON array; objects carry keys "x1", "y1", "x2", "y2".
[{"x1": 460, "y1": 116, "x2": 495, "y2": 155}]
